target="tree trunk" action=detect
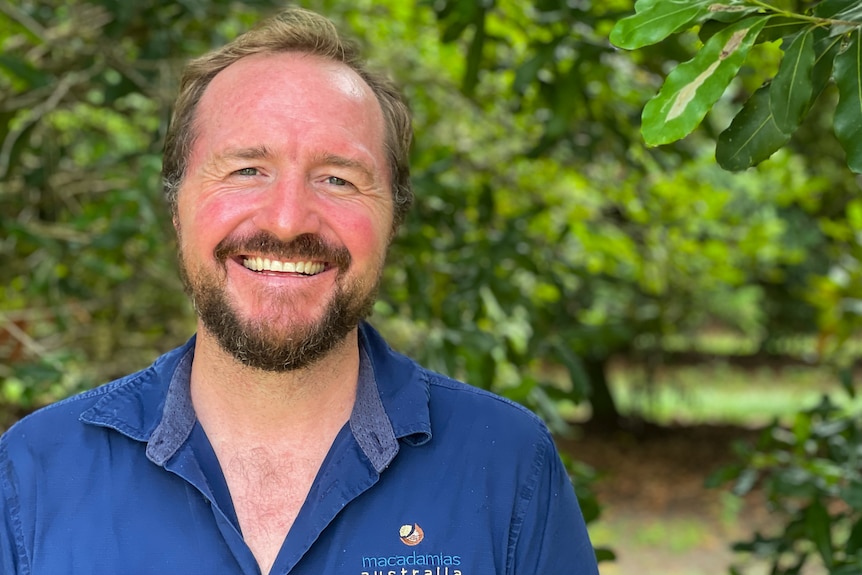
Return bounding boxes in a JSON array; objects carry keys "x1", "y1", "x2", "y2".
[{"x1": 584, "y1": 357, "x2": 621, "y2": 430}]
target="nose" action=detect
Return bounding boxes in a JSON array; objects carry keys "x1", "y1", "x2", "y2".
[{"x1": 253, "y1": 174, "x2": 323, "y2": 240}]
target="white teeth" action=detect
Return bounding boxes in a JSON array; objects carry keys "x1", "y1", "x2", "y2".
[{"x1": 242, "y1": 257, "x2": 325, "y2": 275}]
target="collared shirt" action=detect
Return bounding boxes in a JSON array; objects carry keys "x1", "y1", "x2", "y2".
[{"x1": 0, "y1": 323, "x2": 598, "y2": 575}]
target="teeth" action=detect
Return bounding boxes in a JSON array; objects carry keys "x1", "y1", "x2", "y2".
[{"x1": 242, "y1": 257, "x2": 325, "y2": 275}]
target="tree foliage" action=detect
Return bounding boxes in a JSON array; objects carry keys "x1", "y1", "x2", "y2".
[
  {"x1": 606, "y1": 3, "x2": 862, "y2": 572},
  {"x1": 414, "y1": 0, "x2": 862, "y2": 428},
  {"x1": 710, "y1": 395, "x2": 862, "y2": 574},
  {"x1": 4, "y1": 0, "x2": 861, "y2": 425},
  {"x1": 611, "y1": 0, "x2": 862, "y2": 172}
]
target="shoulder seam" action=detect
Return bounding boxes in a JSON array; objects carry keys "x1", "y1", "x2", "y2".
[
  {"x1": 506, "y1": 430, "x2": 553, "y2": 573},
  {"x1": 424, "y1": 370, "x2": 547, "y2": 427}
]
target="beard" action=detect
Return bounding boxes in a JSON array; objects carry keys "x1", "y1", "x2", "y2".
[{"x1": 178, "y1": 231, "x2": 381, "y2": 372}]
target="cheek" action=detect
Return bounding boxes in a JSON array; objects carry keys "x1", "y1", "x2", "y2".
[
  {"x1": 177, "y1": 192, "x2": 250, "y2": 251},
  {"x1": 330, "y1": 206, "x2": 392, "y2": 259}
]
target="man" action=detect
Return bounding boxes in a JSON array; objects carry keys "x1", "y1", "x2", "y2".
[{"x1": 0, "y1": 8, "x2": 598, "y2": 575}]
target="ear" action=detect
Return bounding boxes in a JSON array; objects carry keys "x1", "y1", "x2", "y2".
[{"x1": 171, "y1": 209, "x2": 182, "y2": 240}]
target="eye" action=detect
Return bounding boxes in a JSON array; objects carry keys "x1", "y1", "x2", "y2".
[
  {"x1": 327, "y1": 175, "x2": 350, "y2": 186},
  {"x1": 234, "y1": 167, "x2": 259, "y2": 176}
]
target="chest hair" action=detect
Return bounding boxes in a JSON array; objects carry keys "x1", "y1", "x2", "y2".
[{"x1": 220, "y1": 444, "x2": 325, "y2": 574}]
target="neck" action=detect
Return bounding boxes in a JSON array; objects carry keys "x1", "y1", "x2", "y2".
[{"x1": 189, "y1": 325, "x2": 360, "y2": 444}]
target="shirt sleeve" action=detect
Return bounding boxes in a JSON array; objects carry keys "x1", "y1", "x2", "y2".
[
  {"x1": 508, "y1": 432, "x2": 599, "y2": 575},
  {"x1": 0, "y1": 439, "x2": 27, "y2": 575}
]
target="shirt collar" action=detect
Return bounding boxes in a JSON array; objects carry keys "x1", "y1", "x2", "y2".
[
  {"x1": 145, "y1": 345, "x2": 195, "y2": 465},
  {"x1": 80, "y1": 323, "x2": 431, "y2": 473},
  {"x1": 349, "y1": 341, "x2": 398, "y2": 472}
]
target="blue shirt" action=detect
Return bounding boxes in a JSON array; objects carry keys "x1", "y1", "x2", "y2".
[{"x1": 0, "y1": 323, "x2": 598, "y2": 574}]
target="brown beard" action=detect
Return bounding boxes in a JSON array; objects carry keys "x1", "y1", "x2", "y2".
[{"x1": 178, "y1": 232, "x2": 380, "y2": 372}]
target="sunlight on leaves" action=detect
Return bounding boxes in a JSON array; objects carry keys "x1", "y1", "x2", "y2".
[
  {"x1": 609, "y1": 0, "x2": 713, "y2": 50},
  {"x1": 642, "y1": 16, "x2": 767, "y2": 146}
]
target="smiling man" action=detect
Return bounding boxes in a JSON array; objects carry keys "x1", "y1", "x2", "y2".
[{"x1": 0, "y1": 8, "x2": 599, "y2": 575}]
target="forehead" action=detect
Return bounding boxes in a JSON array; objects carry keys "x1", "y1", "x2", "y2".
[{"x1": 192, "y1": 52, "x2": 386, "y2": 164}]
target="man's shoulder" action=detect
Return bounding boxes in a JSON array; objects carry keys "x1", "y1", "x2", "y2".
[
  {"x1": 421, "y1": 368, "x2": 554, "y2": 446},
  {"x1": 362, "y1": 323, "x2": 550, "y2": 439},
  {"x1": 1, "y1": 341, "x2": 188, "y2": 453},
  {"x1": 427, "y1": 370, "x2": 543, "y2": 420},
  {"x1": 2, "y1": 366, "x2": 148, "y2": 450}
]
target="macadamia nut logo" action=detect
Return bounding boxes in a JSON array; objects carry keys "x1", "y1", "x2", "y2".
[{"x1": 399, "y1": 524, "x2": 424, "y2": 546}]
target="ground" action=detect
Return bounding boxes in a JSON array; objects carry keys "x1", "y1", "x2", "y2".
[{"x1": 560, "y1": 423, "x2": 806, "y2": 575}]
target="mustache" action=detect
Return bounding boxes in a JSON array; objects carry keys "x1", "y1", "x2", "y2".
[{"x1": 214, "y1": 232, "x2": 351, "y2": 272}]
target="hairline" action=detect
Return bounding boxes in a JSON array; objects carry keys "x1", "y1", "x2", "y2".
[{"x1": 162, "y1": 8, "x2": 413, "y2": 231}]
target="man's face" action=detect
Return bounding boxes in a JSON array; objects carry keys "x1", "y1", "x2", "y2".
[{"x1": 174, "y1": 52, "x2": 394, "y2": 371}]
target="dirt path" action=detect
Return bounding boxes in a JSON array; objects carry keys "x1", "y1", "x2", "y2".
[{"x1": 559, "y1": 424, "x2": 791, "y2": 575}]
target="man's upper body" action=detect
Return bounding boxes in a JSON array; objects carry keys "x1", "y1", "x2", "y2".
[
  {"x1": 0, "y1": 323, "x2": 598, "y2": 575},
  {"x1": 0, "y1": 8, "x2": 599, "y2": 574}
]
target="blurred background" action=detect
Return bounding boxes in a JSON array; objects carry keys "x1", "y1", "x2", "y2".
[{"x1": 2, "y1": 1, "x2": 862, "y2": 573}]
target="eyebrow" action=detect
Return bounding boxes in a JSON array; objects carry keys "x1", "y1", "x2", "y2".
[
  {"x1": 313, "y1": 152, "x2": 378, "y2": 183},
  {"x1": 212, "y1": 145, "x2": 275, "y2": 164}
]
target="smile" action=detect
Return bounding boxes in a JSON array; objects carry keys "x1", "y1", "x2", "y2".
[{"x1": 241, "y1": 256, "x2": 326, "y2": 275}]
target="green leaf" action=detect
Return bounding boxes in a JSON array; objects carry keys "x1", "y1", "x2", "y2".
[
  {"x1": 0, "y1": 55, "x2": 52, "y2": 89},
  {"x1": 717, "y1": 85, "x2": 791, "y2": 170},
  {"x1": 704, "y1": 463, "x2": 742, "y2": 488},
  {"x1": 733, "y1": 467, "x2": 759, "y2": 496},
  {"x1": 814, "y1": 0, "x2": 860, "y2": 19},
  {"x1": 770, "y1": 28, "x2": 816, "y2": 134},
  {"x1": 832, "y1": 4, "x2": 862, "y2": 23},
  {"x1": 553, "y1": 342, "x2": 591, "y2": 400},
  {"x1": 435, "y1": 0, "x2": 480, "y2": 43},
  {"x1": 699, "y1": 20, "x2": 731, "y2": 44},
  {"x1": 609, "y1": 0, "x2": 714, "y2": 50},
  {"x1": 834, "y1": 29, "x2": 862, "y2": 173},
  {"x1": 842, "y1": 480, "x2": 862, "y2": 511},
  {"x1": 757, "y1": 17, "x2": 809, "y2": 44},
  {"x1": 839, "y1": 365, "x2": 855, "y2": 398},
  {"x1": 706, "y1": 4, "x2": 759, "y2": 24},
  {"x1": 513, "y1": 45, "x2": 554, "y2": 94},
  {"x1": 847, "y1": 516, "x2": 862, "y2": 555},
  {"x1": 700, "y1": 16, "x2": 803, "y2": 45},
  {"x1": 594, "y1": 548, "x2": 616, "y2": 563},
  {"x1": 462, "y1": 8, "x2": 486, "y2": 97},
  {"x1": 822, "y1": 1, "x2": 862, "y2": 36},
  {"x1": 642, "y1": 16, "x2": 769, "y2": 146},
  {"x1": 577, "y1": 490, "x2": 601, "y2": 524},
  {"x1": 810, "y1": 35, "x2": 844, "y2": 105},
  {"x1": 805, "y1": 499, "x2": 834, "y2": 568}
]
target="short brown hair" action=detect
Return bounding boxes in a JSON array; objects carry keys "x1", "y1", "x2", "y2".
[{"x1": 162, "y1": 7, "x2": 413, "y2": 228}]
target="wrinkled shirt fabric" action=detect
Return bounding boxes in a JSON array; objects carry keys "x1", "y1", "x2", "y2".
[{"x1": 0, "y1": 323, "x2": 598, "y2": 575}]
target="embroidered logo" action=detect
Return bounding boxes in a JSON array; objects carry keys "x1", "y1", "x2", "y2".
[
  {"x1": 399, "y1": 524, "x2": 424, "y2": 546},
  {"x1": 359, "y1": 524, "x2": 463, "y2": 574}
]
